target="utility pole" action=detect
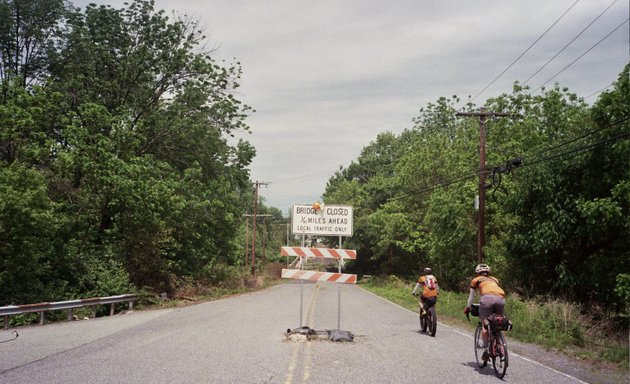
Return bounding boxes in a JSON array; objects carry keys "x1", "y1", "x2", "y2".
[
  {"x1": 456, "y1": 108, "x2": 509, "y2": 264},
  {"x1": 249, "y1": 181, "x2": 269, "y2": 276},
  {"x1": 244, "y1": 218, "x2": 249, "y2": 269},
  {"x1": 262, "y1": 215, "x2": 267, "y2": 263}
]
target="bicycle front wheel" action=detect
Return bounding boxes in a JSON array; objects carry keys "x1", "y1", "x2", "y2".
[
  {"x1": 428, "y1": 306, "x2": 437, "y2": 337},
  {"x1": 474, "y1": 324, "x2": 487, "y2": 368},
  {"x1": 492, "y1": 331, "x2": 509, "y2": 379}
]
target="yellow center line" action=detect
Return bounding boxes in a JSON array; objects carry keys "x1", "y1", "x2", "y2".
[
  {"x1": 284, "y1": 283, "x2": 321, "y2": 384},
  {"x1": 284, "y1": 343, "x2": 300, "y2": 384},
  {"x1": 302, "y1": 338, "x2": 312, "y2": 383}
]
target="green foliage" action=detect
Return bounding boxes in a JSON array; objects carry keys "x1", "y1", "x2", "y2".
[
  {"x1": 614, "y1": 273, "x2": 630, "y2": 316},
  {"x1": 505, "y1": 299, "x2": 587, "y2": 347},
  {"x1": 0, "y1": 0, "x2": 257, "y2": 305},
  {"x1": 0, "y1": 164, "x2": 56, "y2": 304},
  {"x1": 0, "y1": 0, "x2": 67, "y2": 85}
]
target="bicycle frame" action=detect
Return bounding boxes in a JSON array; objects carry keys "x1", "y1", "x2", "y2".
[{"x1": 470, "y1": 307, "x2": 509, "y2": 379}]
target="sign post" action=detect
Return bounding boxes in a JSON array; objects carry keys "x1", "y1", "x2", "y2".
[{"x1": 283, "y1": 204, "x2": 355, "y2": 338}]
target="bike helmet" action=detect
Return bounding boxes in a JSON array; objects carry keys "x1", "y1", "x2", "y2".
[
  {"x1": 475, "y1": 263, "x2": 491, "y2": 274},
  {"x1": 423, "y1": 267, "x2": 432, "y2": 274}
]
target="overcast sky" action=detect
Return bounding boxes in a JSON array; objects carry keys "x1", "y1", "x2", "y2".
[{"x1": 79, "y1": 0, "x2": 629, "y2": 215}]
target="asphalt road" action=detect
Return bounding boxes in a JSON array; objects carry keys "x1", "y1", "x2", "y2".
[{"x1": 0, "y1": 282, "x2": 590, "y2": 383}]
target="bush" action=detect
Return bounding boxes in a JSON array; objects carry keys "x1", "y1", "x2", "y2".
[{"x1": 507, "y1": 298, "x2": 587, "y2": 348}]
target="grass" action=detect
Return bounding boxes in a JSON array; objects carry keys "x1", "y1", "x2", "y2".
[{"x1": 360, "y1": 275, "x2": 629, "y2": 370}]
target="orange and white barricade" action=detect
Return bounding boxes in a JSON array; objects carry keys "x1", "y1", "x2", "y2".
[{"x1": 281, "y1": 269, "x2": 357, "y2": 284}]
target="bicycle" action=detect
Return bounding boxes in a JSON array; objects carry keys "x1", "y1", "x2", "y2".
[
  {"x1": 416, "y1": 296, "x2": 437, "y2": 337},
  {"x1": 467, "y1": 303, "x2": 511, "y2": 379}
]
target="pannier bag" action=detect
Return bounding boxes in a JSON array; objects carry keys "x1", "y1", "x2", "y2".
[{"x1": 487, "y1": 314, "x2": 513, "y2": 331}]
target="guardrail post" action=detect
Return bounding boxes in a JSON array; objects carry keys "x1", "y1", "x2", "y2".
[
  {"x1": 129, "y1": 300, "x2": 134, "y2": 311},
  {"x1": 67, "y1": 308, "x2": 73, "y2": 321},
  {"x1": 39, "y1": 311, "x2": 45, "y2": 325},
  {"x1": 3, "y1": 315, "x2": 8, "y2": 330},
  {"x1": 110, "y1": 303, "x2": 115, "y2": 316},
  {"x1": 91, "y1": 306, "x2": 96, "y2": 318}
]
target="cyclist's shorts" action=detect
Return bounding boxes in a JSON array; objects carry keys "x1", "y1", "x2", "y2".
[
  {"x1": 479, "y1": 294, "x2": 505, "y2": 320},
  {"x1": 421, "y1": 296, "x2": 438, "y2": 308}
]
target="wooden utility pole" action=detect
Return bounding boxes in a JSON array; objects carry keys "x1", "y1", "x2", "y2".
[
  {"x1": 244, "y1": 218, "x2": 249, "y2": 269},
  {"x1": 456, "y1": 108, "x2": 509, "y2": 264},
  {"x1": 249, "y1": 181, "x2": 269, "y2": 275}
]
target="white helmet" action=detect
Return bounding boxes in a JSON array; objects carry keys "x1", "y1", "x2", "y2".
[{"x1": 475, "y1": 264, "x2": 491, "y2": 274}]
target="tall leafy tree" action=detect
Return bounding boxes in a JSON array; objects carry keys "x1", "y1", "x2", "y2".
[
  {"x1": 0, "y1": 0, "x2": 256, "y2": 304},
  {"x1": 0, "y1": 0, "x2": 66, "y2": 87},
  {"x1": 502, "y1": 67, "x2": 629, "y2": 308}
]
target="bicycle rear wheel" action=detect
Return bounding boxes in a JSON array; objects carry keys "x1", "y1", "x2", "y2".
[
  {"x1": 428, "y1": 306, "x2": 437, "y2": 337},
  {"x1": 492, "y1": 331, "x2": 508, "y2": 379},
  {"x1": 474, "y1": 324, "x2": 487, "y2": 368}
]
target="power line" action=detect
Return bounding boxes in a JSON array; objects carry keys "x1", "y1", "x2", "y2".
[
  {"x1": 584, "y1": 82, "x2": 615, "y2": 100},
  {"x1": 270, "y1": 165, "x2": 342, "y2": 185},
  {"x1": 531, "y1": 18, "x2": 629, "y2": 94},
  {"x1": 388, "y1": 118, "x2": 629, "y2": 201},
  {"x1": 522, "y1": 0, "x2": 619, "y2": 86},
  {"x1": 523, "y1": 131, "x2": 629, "y2": 168},
  {"x1": 535, "y1": 116, "x2": 629, "y2": 156},
  {"x1": 471, "y1": 0, "x2": 580, "y2": 102}
]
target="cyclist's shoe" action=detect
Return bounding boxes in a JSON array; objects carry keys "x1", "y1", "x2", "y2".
[{"x1": 482, "y1": 350, "x2": 489, "y2": 361}]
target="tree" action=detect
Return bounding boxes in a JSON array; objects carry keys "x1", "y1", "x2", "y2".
[
  {"x1": 0, "y1": 0, "x2": 66, "y2": 87},
  {"x1": 0, "y1": 0, "x2": 257, "y2": 304}
]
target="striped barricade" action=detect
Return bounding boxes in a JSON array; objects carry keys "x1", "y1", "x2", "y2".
[
  {"x1": 281, "y1": 268, "x2": 357, "y2": 284},
  {"x1": 280, "y1": 246, "x2": 356, "y2": 259}
]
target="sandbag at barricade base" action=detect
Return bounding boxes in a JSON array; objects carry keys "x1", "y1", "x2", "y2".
[{"x1": 327, "y1": 329, "x2": 354, "y2": 342}]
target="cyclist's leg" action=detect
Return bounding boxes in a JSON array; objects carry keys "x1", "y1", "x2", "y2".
[
  {"x1": 419, "y1": 296, "x2": 426, "y2": 314},
  {"x1": 478, "y1": 295, "x2": 494, "y2": 348}
]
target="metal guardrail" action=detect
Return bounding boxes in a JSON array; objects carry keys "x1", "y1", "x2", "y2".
[{"x1": 0, "y1": 294, "x2": 137, "y2": 329}]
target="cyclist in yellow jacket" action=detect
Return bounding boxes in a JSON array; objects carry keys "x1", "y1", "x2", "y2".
[
  {"x1": 411, "y1": 267, "x2": 439, "y2": 315},
  {"x1": 464, "y1": 264, "x2": 505, "y2": 354}
]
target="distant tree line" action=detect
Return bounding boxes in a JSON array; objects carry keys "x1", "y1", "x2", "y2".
[
  {"x1": 0, "y1": 0, "x2": 260, "y2": 305},
  {"x1": 323, "y1": 66, "x2": 629, "y2": 314}
]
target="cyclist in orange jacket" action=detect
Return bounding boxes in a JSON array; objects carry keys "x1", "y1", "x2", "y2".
[
  {"x1": 411, "y1": 267, "x2": 439, "y2": 315},
  {"x1": 464, "y1": 264, "x2": 506, "y2": 353}
]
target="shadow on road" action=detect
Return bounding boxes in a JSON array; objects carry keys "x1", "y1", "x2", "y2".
[{"x1": 462, "y1": 362, "x2": 497, "y2": 377}]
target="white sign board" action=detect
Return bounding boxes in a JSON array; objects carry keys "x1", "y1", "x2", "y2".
[{"x1": 291, "y1": 204, "x2": 353, "y2": 236}]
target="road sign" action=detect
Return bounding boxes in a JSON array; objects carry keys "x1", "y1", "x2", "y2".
[
  {"x1": 291, "y1": 204, "x2": 353, "y2": 236},
  {"x1": 281, "y1": 269, "x2": 357, "y2": 284},
  {"x1": 280, "y1": 246, "x2": 356, "y2": 259}
]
